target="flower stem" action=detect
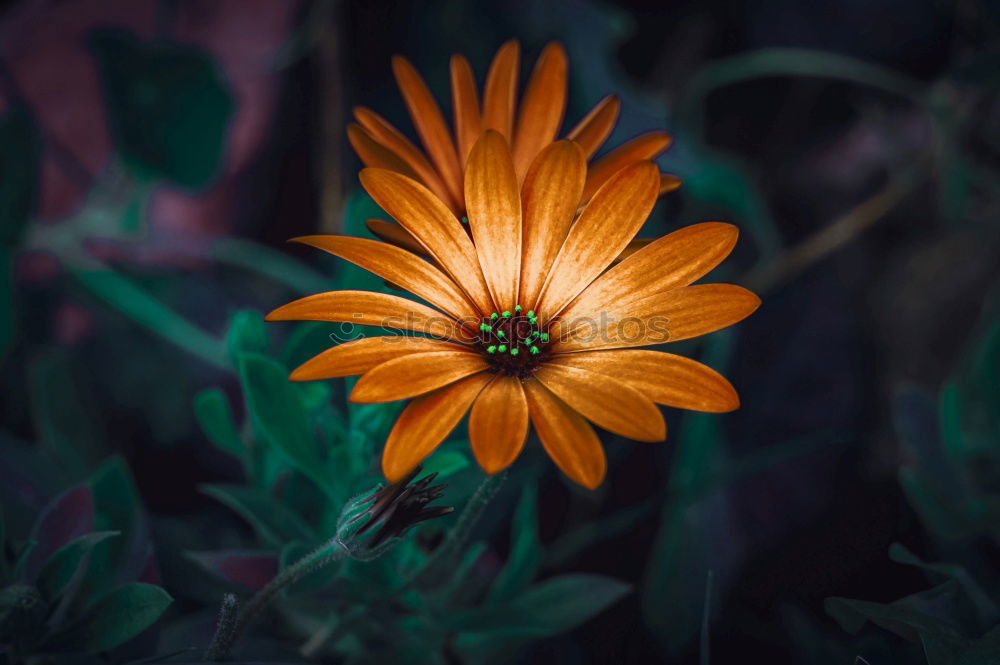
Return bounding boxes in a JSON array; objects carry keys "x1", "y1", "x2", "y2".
[
  {"x1": 406, "y1": 471, "x2": 507, "y2": 588},
  {"x1": 205, "y1": 539, "x2": 348, "y2": 660}
]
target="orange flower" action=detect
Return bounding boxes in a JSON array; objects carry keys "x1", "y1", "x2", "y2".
[
  {"x1": 268, "y1": 132, "x2": 759, "y2": 489},
  {"x1": 349, "y1": 39, "x2": 680, "y2": 252}
]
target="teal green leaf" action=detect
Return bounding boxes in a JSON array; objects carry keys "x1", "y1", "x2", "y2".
[
  {"x1": 512, "y1": 574, "x2": 630, "y2": 635},
  {"x1": 0, "y1": 107, "x2": 42, "y2": 247},
  {"x1": 898, "y1": 467, "x2": 977, "y2": 541},
  {"x1": 88, "y1": 457, "x2": 146, "y2": 583},
  {"x1": 237, "y1": 352, "x2": 335, "y2": 496},
  {"x1": 889, "y1": 543, "x2": 1000, "y2": 627},
  {"x1": 37, "y1": 531, "x2": 119, "y2": 601},
  {"x1": 201, "y1": 484, "x2": 315, "y2": 548},
  {"x1": 13, "y1": 541, "x2": 37, "y2": 581},
  {"x1": 488, "y1": 484, "x2": 541, "y2": 603},
  {"x1": 50, "y1": 583, "x2": 171, "y2": 653},
  {"x1": 194, "y1": 388, "x2": 244, "y2": 459},
  {"x1": 825, "y1": 585, "x2": 966, "y2": 643},
  {"x1": 71, "y1": 267, "x2": 226, "y2": 369},
  {"x1": 225, "y1": 310, "x2": 269, "y2": 368},
  {"x1": 421, "y1": 449, "x2": 470, "y2": 479},
  {"x1": 87, "y1": 29, "x2": 233, "y2": 188}
]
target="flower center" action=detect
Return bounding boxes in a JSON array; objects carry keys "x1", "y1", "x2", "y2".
[{"x1": 474, "y1": 305, "x2": 551, "y2": 378}]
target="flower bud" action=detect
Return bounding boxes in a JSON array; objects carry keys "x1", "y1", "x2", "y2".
[{"x1": 336, "y1": 466, "x2": 453, "y2": 558}]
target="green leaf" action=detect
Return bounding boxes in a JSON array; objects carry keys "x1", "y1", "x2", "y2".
[
  {"x1": 899, "y1": 467, "x2": 977, "y2": 541},
  {"x1": 237, "y1": 352, "x2": 335, "y2": 497},
  {"x1": 489, "y1": 484, "x2": 541, "y2": 603},
  {"x1": 421, "y1": 449, "x2": 470, "y2": 479},
  {"x1": 513, "y1": 574, "x2": 630, "y2": 635},
  {"x1": 88, "y1": 29, "x2": 233, "y2": 188},
  {"x1": 194, "y1": 388, "x2": 244, "y2": 459},
  {"x1": 0, "y1": 107, "x2": 42, "y2": 247},
  {"x1": 201, "y1": 484, "x2": 315, "y2": 549},
  {"x1": 89, "y1": 457, "x2": 146, "y2": 582},
  {"x1": 888, "y1": 543, "x2": 1000, "y2": 628},
  {"x1": 225, "y1": 310, "x2": 269, "y2": 368},
  {"x1": 453, "y1": 574, "x2": 630, "y2": 637},
  {"x1": 13, "y1": 541, "x2": 37, "y2": 581},
  {"x1": 825, "y1": 591, "x2": 965, "y2": 644},
  {"x1": 37, "y1": 531, "x2": 119, "y2": 601},
  {"x1": 50, "y1": 583, "x2": 171, "y2": 653},
  {"x1": 71, "y1": 267, "x2": 226, "y2": 369}
]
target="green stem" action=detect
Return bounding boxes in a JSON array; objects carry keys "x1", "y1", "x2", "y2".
[
  {"x1": 406, "y1": 471, "x2": 507, "y2": 588},
  {"x1": 70, "y1": 266, "x2": 227, "y2": 370},
  {"x1": 210, "y1": 237, "x2": 331, "y2": 295},
  {"x1": 206, "y1": 538, "x2": 348, "y2": 660}
]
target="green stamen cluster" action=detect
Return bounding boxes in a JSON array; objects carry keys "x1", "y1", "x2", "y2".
[{"x1": 475, "y1": 304, "x2": 551, "y2": 377}]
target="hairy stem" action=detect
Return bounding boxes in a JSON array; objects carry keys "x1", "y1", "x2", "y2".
[
  {"x1": 206, "y1": 539, "x2": 348, "y2": 660},
  {"x1": 406, "y1": 471, "x2": 507, "y2": 588}
]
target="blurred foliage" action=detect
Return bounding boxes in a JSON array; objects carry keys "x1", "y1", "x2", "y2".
[
  {"x1": 0, "y1": 458, "x2": 170, "y2": 660},
  {"x1": 1, "y1": 1, "x2": 1000, "y2": 664},
  {"x1": 87, "y1": 29, "x2": 234, "y2": 190}
]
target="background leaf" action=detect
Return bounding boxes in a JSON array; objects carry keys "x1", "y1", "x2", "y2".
[
  {"x1": 237, "y1": 352, "x2": 336, "y2": 497},
  {"x1": 87, "y1": 28, "x2": 233, "y2": 188},
  {"x1": 50, "y1": 582, "x2": 172, "y2": 653}
]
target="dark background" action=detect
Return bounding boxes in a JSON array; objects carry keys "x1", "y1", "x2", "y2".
[{"x1": 2, "y1": 1, "x2": 1000, "y2": 663}]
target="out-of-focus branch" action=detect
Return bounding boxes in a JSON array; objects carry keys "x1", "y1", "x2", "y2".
[
  {"x1": 314, "y1": 0, "x2": 343, "y2": 234},
  {"x1": 744, "y1": 158, "x2": 932, "y2": 294}
]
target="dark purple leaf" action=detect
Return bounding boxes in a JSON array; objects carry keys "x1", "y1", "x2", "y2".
[
  {"x1": 24, "y1": 485, "x2": 94, "y2": 582},
  {"x1": 186, "y1": 550, "x2": 278, "y2": 591}
]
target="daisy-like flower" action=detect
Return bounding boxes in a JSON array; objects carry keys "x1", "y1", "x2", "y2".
[
  {"x1": 268, "y1": 132, "x2": 759, "y2": 489},
  {"x1": 350, "y1": 39, "x2": 679, "y2": 255}
]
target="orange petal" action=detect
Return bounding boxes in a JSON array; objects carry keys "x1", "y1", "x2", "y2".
[
  {"x1": 360, "y1": 168, "x2": 494, "y2": 315},
  {"x1": 482, "y1": 40, "x2": 520, "y2": 141},
  {"x1": 660, "y1": 173, "x2": 681, "y2": 195},
  {"x1": 391, "y1": 55, "x2": 464, "y2": 207},
  {"x1": 469, "y1": 375, "x2": 529, "y2": 474},
  {"x1": 450, "y1": 54, "x2": 482, "y2": 168},
  {"x1": 560, "y1": 222, "x2": 740, "y2": 323},
  {"x1": 554, "y1": 283, "x2": 761, "y2": 352},
  {"x1": 382, "y1": 373, "x2": 492, "y2": 481},
  {"x1": 292, "y1": 235, "x2": 477, "y2": 321},
  {"x1": 347, "y1": 124, "x2": 419, "y2": 180},
  {"x1": 518, "y1": 140, "x2": 586, "y2": 309},
  {"x1": 533, "y1": 363, "x2": 665, "y2": 441},
  {"x1": 353, "y1": 107, "x2": 460, "y2": 213},
  {"x1": 610, "y1": 238, "x2": 653, "y2": 267},
  {"x1": 465, "y1": 131, "x2": 521, "y2": 310},
  {"x1": 582, "y1": 132, "x2": 672, "y2": 202},
  {"x1": 535, "y1": 161, "x2": 660, "y2": 322},
  {"x1": 565, "y1": 94, "x2": 619, "y2": 160},
  {"x1": 522, "y1": 379, "x2": 606, "y2": 489},
  {"x1": 266, "y1": 290, "x2": 465, "y2": 342},
  {"x1": 365, "y1": 219, "x2": 428, "y2": 256},
  {"x1": 290, "y1": 336, "x2": 465, "y2": 381},
  {"x1": 549, "y1": 350, "x2": 739, "y2": 412},
  {"x1": 350, "y1": 350, "x2": 488, "y2": 403},
  {"x1": 512, "y1": 42, "x2": 568, "y2": 181}
]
